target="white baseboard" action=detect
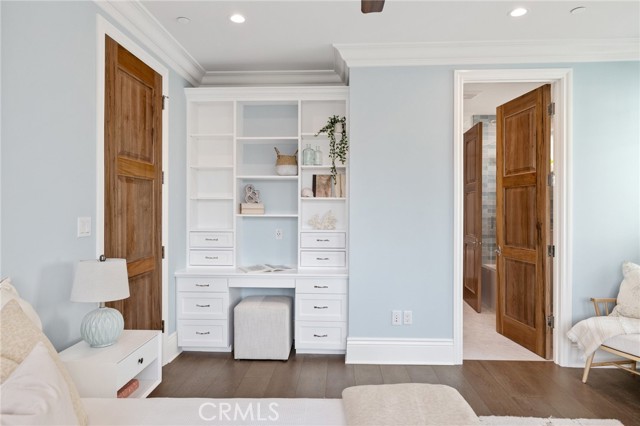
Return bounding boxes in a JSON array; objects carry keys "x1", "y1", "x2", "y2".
[
  {"x1": 162, "y1": 332, "x2": 181, "y2": 365},
  {"x1": 346, "y1": 337, "x2": 455, "y2": 365}
]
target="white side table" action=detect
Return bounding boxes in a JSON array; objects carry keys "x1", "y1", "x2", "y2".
[{"x1": 59, "y1": 330, "x2": 162, "y2": 398}]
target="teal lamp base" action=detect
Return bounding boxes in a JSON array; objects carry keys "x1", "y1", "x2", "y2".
[{"x1": 80, "y1": 306, "x2": 124, "y2": 347}]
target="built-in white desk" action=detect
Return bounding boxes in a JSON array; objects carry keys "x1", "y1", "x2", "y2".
[{"x1": 175, "y1": 269, "x2": 348, "y2": 354}]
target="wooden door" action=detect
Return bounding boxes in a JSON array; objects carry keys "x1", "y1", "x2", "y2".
[
  {"x1": 463, "y1": 123, "x2": 483, "y2": 312},
  {"x1": 104, "y1": 36, "x2": 163, "y2": 331},
  {"x1": 496, "y1": 84, "x2": 552, "y2": 359}
]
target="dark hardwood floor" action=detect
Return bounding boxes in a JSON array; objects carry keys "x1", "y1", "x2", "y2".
[{"x1": 150, "y1": 352, "x2": 640, "y2": 425}]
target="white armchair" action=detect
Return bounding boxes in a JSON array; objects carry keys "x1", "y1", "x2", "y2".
[{"x1": 581, "y1": 297, "x2": 640, "y2": 383}]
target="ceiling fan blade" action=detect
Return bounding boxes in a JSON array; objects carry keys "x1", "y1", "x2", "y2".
[{"x1": 362, "y1": 0, "x2": 385, "y2": 14}]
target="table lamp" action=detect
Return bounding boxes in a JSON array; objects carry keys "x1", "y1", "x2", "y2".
[{"x1": 71, "y1": 256, "x2": 130, "y2": 347}]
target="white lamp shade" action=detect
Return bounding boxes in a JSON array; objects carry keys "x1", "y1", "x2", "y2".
[{"x1": 71, "y1": 258, "x2": 130, "y2": 303}]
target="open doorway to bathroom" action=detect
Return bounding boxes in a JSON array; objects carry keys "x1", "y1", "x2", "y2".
[{"x1": 462, "y1": 82, "x2": 550, "y2": 361}]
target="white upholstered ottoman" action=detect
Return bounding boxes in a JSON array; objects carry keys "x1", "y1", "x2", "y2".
[{"x1": 233, "y1": 296, "x2": 293, "y2": 360}]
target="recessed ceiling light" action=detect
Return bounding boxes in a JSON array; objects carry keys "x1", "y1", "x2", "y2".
[
  {"x1": 570, "y1": 6, "x2": 587, "y2": 15},
  {"x1": 230, "y1": 14, "x2": 246, "y2": 24},
  {"x1": 176, "y1": 16, "x2": 191, "y2": 24},
  {"x1": 509, "y1": 7, "x2": 528, "y2": 17}
]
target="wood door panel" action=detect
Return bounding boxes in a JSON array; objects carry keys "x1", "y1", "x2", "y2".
[
  {"x1": 464, "y1": 137, "x2": 479, "y2": 186},
  {"x1": 504, "y1": 259, "x2": 536, "y2": 328},
  {"x1": 117, "y1": 71, "x2": 155, "y2": 163},
  {"x1": 496, "y1": 84, "x2": 552, "y2": 359},
  {"x1": 105, "y1": 36, "x2": 162, "y2": 332},
  {"x1": 119, "y1": 176, "x2": 155, "y2": 262},
  {"x1": 112, "y1": 272, "x2": 160, "y2": 330},
  {"x1": 463, "y1": 123, "x2": 482, "y2": 312},
  {"x1": 504, "y1": 186, "x2": 536, "y2": 250},
  {"x1": 503, "y1": 107, "x2": 536, "y2": 176}
]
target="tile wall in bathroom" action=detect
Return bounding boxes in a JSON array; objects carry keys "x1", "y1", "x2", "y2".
[{"x1": 472, "y1": 115, "x2": 497, "y2": 265}]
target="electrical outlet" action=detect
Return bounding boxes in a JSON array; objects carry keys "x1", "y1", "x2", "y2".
[
  {"x1": 392, "y1": 310, "x2": 402, "y2": 326},
  {"x1": 403, "y1": 310, "x2": 413, "y2": 325},
  {"x1": 275, "y1": 228, "x2": 283, "y2": 240}
]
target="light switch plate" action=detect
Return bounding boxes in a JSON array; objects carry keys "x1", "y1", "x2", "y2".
[{"x1": 77, "y1": 217, "x2": 91, "y2": 237}]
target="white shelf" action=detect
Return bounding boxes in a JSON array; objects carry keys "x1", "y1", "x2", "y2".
[
  {"x1": 189, "y1": 133, "x2": 234, "y2": 138},
  {"x1": 300, "y1": 165, "x2": 347, "y2": 170},
  {"x1": 237, "y1": 214, "x2": 298, "y2": 218},
  {"x1": 301, "y1": 197, "x2": 347, "y2": 201},
  {"x1": 190, "y1": 196, "x2": 234, "y2": 200},
  {"x1": 190, "y1": 165, "x2": 233, "y2": 170},
  {"x1": 237, "y1": 175, "x2": 298, "y2": 181},
  {"x1": 190, "y1": 227, "x2": 234, "y2": 232},
  {"x1": 236, "y1": 136, "x2": 299, "y2": 141}
]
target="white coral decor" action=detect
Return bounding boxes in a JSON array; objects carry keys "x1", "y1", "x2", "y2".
[{"x1": 308, "y1": 210, "x2": 337, "y2": 230}]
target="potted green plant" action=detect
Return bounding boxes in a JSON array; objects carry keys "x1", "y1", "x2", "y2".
[{"x1": 315, "y1": 115, "x2": 348, "y2": 182}]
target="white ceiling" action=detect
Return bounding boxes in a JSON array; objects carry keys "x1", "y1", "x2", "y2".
[
  {"x1": 140, "y1": 0, "x2": 640, "y2": 76},
  {"x1": 463, "y1": 82, "x2": 543, "y2": 115}
]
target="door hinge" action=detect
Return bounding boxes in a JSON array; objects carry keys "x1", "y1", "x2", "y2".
[
  {"x1": 547, "y1": 172, "x2": 555, "y2": 187},
  {"x1": 547, "y1": 245, "x2": 556, "y2": 257},
  {"x1": 547, "y1": 102, "x2": 555, "y2": 116},
  {"x1": 162, "y1": 95, "x2": 169, "y2": 110},
  {"x1": 162, "y1": 171, "x2": 165, "y2": 184},
  {"x1": 161, "y1": 320, "x2": 165, "y2": 333},
  {"x1": 547, "y1": 315, "x2": 555, "y2": 328},
  {"x1": 162, "y1": 246, "x2": 165, "y2": 259}
]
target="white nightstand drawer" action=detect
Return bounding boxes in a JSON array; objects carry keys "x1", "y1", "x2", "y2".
[
  {"x1": 300, "y1": 232, "x2": 346, "y2": 249},
  {"x1": 177, "y1": 277, "x2": 228, "y2": 292},
  {"x1": 178, "y1": 320, "x2": 228, "y2": 348},
  {"x1": 178, "y1": 292, "x2": 228, "y2": 320},
  {"x1": 189, "y1": 250, "x2": 233, "y2": 266},
  {"x1": 116, "y1": 336, "x2": 159, "y2": 391},
  {"x1": 295, "y1": 321, "x2": 347, "y2": 350},
  {"x1": 190, "y1": 231, "x2": 233, "y2": 248},
  {"x1": 296, "y1": 294, "x2": 347, "y2": 322},
  {"x1": 60, "y1": 330, "x2": 162, "y2": 398},
  {"x1": 300, "y1": 251, "x2": 346, "y2": 267},
  {"x1": 296, "y1": 278, "x2": 347, "y2": 294}
]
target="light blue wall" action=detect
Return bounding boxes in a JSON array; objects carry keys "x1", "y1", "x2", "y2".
[
  {"x1": 348, "y1": 62, "x2": 640, "y2": 339},
  {"x1": 349, "y1": 66, "x2": 454, "y2": 338},
  {"x1": 1, "y1": 1, "x2": 188, "y2": 350},
  {"x1": 571, "y1": 62, "x2": 640, "y2": 320}
]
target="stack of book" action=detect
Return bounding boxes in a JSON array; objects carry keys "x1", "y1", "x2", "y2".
[
  {"x1": 117, "y1": 378, "x2": 139, "y2": 398},
  {"x1": 240, "y1": 203, "x2": 265, "y2": 214},
  {"x1": 334, "y1": 172, "x2": 347, "y2": 198}
]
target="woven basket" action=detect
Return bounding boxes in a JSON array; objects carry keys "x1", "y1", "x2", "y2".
[{"x1": 274, "y1": 147, "x2": 298, "y2": 176}]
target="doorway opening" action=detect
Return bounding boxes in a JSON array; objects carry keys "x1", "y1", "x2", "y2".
[
  {"x1": 453, "y1": 69, "x2": 573, "y2": 366},
  {"x1": 463, "y1": 82, "x2": 548, "y2": 361}
]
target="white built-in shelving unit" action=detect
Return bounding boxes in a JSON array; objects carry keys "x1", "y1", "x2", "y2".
[{"x1": 179, "y1": 87, "x2": 349, "y2": 354}]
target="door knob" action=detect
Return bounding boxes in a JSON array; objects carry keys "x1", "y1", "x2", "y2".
[{"x1": 495, "y1": 246, "x2": 502, "y2": 256}]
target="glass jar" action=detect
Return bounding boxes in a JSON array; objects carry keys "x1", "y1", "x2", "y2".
[
  {"x1": 314, "y1": 145, "x2": 323, "y2": 166},
  {"x1": 303, "y1": 144, "x2": 315, "y2": 165}
]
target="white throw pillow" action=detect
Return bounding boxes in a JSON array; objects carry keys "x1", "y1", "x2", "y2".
[
  {"x1": 0, "y1": 277, "x2": 43, "y2": 330},
  {"x1": 611, "y1": 261, "x2": 640, "y2": 319},
  {"x1": 0, "y1": 342, "x2": 79, "y2": 425}
]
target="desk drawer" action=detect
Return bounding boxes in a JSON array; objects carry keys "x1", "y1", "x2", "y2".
[
  {"x1": 296, "y1": 278, "x2": 347, "y2": 295},
  {"x1": 228, "y1": 277, "x2": 295, "y2": 288},
  {"x1": 177, "y1": 292, "x2": 228, "y2": 320},
  {"x1": 189, "y1": 250, "x2": 233, "y2": 266},
  {"x1": 177, "y1": 277, "x2": 228, "y2": 293},
  {"x1": 300, "y1": 251, "x2": 346, "y2": 268},
  {"x1": 296, "y1": 294, "x2": 347, "y2": 322},
  {"x1": 116, "y1": 335, "x2": 159, "y2": 390},
  {"x1": 178, "y1": 320, "x2": 228, "y2": 348},
  {"x1": 300, "y1": 232, "x2": 346, "y2": 249},
  {"x1": 295, "y1": 321, "x2": 347, "y2": 350},
  {"x1": 190, "y1": 232, "x2": 233, "y2": 248}
]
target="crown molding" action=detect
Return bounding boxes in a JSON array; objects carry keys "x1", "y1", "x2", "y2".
[
  {"x1": 200, "y1": 70, "x2": 345, "y2": 87},
  {"x1": 334, "y1": 38, "x2": 640, "y2": 68},
  {"x1": 94, "y1": 0, "x2": 204, "y2": 86}
]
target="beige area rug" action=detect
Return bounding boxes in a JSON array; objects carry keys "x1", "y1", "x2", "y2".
[{"x1": 480, "y1": 416, "x2": 624, "y2": 425}]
